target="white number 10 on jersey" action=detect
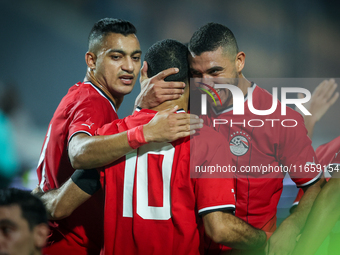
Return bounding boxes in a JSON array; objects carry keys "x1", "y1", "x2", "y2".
[{"x1": 123, "y1": 142, "x2": 175, "y2": 220}]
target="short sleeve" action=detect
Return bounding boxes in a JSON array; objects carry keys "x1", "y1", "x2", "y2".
[
  {"x1": 195, "y1": 178, "x2": 235, "y2": 216},
  {"x1": 68, "y1": 94, "x2": 117, "y2": 142},
  {"x1": 190, "y1": 125, "x2": 236, "y2": 215},
  {"x1": 278, "y1": 111, "x2": 322, "y2": 187}
]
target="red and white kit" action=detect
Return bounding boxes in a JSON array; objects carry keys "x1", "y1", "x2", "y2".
[{"x1": 37, "y1": 81, "x2": 118, "y2": 255}]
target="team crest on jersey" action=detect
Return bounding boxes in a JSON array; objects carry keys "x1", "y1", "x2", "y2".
[{"x1": 229, "y1": 132, "x2": 250, "y2": 156}]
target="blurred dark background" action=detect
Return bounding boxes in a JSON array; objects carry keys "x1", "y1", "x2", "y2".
[{"x1": 1, "y1": 0, "x2": 339, "y2": 222}]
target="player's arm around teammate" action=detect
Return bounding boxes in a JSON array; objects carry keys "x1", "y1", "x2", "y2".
[
  {"x1": 32, "y1": 170, "x2": 97, "y2": 219},
  {"x1": 68, "y1": 103, "x2": 203, "y2": 169},
  {"x1": 68, "y1": 65, "x2": 203, "y2": 170}
]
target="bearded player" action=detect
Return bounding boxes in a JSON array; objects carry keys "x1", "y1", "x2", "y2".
[{"x1": 187, "y1": 22, "x2": 324, "y2": 255}]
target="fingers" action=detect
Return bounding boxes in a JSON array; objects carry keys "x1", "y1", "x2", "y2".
[
  {"x1": 166, "y1": 105, "x2": 179, "y2": 114},
  {"x1": 172, "y1": 122, "x2": 204, "y2": 139},
  {"x1": 313, "y1": 79, "x2": 326, "y2": 96},
  {"x1": 176, "y1": 113, "x2": 200, "y2": 119},
  {"x1": 165, "y1": 113, "x2": 203, "y2": 140},
  {"x1": 297, "y1": 93, "x2": 304, "y2": 99},
  {"x1": 155, "y1": 94, "x2": 182, "y2": 102},
  {"x1": 329, "y1": 91, "x2": 339, "y2": 105},
  {"x1": 314, "y1": 79, "x2": 336, "y2": 100},
  {"x1": 170, "y1": 115, "x2": 203, "y2": 131},
  {"x1": 160, "y1": 87, "x2": 185, "y2": 95},
  {"x1": 139, "y1": 61, "x2": 148, "y2": 83},
  {"x1": 163, "y1": 81, "x2": 186, "y2": 89},
  {"x1": 155, "y1": 67, "x2": 179, "y2": 81},
  {"x1": 324, "y1": 79, "x2": 337, "y2": 101}
]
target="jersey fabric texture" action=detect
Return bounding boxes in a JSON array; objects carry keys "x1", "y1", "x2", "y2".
[
  {"x1": 36, "y1": 81, "x2": 117, "y2": 255},
  {"x1": 202, "y1": 83, "x2": 321, "y2": 253},
  {"x1": 96, "y1": 108, "x2": 236, "y2": 255}
]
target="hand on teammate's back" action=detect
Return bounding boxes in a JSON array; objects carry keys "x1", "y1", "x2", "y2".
[{"x1": 143, "y1": 105, "x2": 203, "y2": 143}]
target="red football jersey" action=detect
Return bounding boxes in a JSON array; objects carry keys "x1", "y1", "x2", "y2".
[
  {"x1": 36, "y1": 81, "x2": 118, "y2": 255},
  {"x1": 96, "y1": 108, "x2": 236, "y2": 255},
  {"x1": 292, "y1": 136, "x2": 340, "y2": 208},
  {"x1": 202, "y1": 84, "x2": 321, "y2": 253}
]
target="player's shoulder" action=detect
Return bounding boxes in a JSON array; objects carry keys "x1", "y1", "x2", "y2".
[
  {"x1": 66, "y1": 81, "x2": 116, "y2": 110},
  {"x1": 251, "y1": 84, "x2": 279, "y2": 111},
  {"x1": 317, "y1": 136, "x2": 340, "y2": 153},
  {"x1": 68, "y1": 82, "x2": 103, "y2": 99},
  {"x1": 256, "y1": 85, "x2": 303, "y2": 119},
  {"x1": 61, "y1": 81, "x2": 96, "y2": 103},
  {"x1": 316, "y1": 136, "x2": 340, "y2": 164}
]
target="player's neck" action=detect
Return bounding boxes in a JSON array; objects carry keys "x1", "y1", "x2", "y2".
[
  {"x1": 238, "y1": 74, "x2": 252, "y2": 97},
  {"x1": 84, "y1": 70, "x2": 123, "y2": 109},
  {"x1": 151, "y1": 85, "x2": 189, "y2": 112}
]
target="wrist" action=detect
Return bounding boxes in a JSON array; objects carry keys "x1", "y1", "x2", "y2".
[
  {"x1": 142, "y1": 124, "x2": 153, "y2": 143},
  {"x1": 304, "y1": 115, "x2": 317, "y2": 125},
  {"x1": 127, "y1": 125, "x2": 147, "y2": 149}
]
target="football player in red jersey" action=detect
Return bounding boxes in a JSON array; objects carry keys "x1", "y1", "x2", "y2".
[
  {"x1": 34, "y1": 39, "x2": 269, "y2": 255},
  {"x1": 187, "y1": 22, "x2": 325, "y2": 255},
  {"x1": 35, "y1": 18, "x2": 202, "y2": 255}
]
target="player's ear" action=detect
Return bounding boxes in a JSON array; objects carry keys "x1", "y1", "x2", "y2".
[
  {"x1": 85, "y1": 51, "x2": 97, "y2": 70},
  {"x1": 33, "y1": 223, "x2": 49, "y2": 249},
  {"x1": 235, "y1": 51, "x2": 245, "y2": 73}
]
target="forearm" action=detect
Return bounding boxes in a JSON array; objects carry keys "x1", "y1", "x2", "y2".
[
  {"x1": 292, "y1": 178, "x2": 340, "y2": 255},
  {"x1": 69, "y1": 111, "x2": 202, "y2": 169},
  {"x1": 219, "y1": 215, "x2": 266, "y2": 249},
  {"x1": 203, "y1": 211, "x2": 266, "y2": 250},
  {"x1": 303, "y1": 116, "x2": 317, "y2": 139},
  {"x1": 32, "y1": 188, "x2": 64, "y2": 220},
  {"x1": 68, "y1": 132, "x2": 133, "y2": 169},
  {"x1": 33, "y1": 176, "x2": 93, "y2": 220},
  {"x1": 282, "y1": 179, "x2": 323, "y2": 232}
]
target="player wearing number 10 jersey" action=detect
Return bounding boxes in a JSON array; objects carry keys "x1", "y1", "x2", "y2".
[
  {"x1": 95, "y1": 39, "x2": 269, "y2": 255},
  {"x1": 97, "y1": 107, "x2": 236, "y2": 255}
]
